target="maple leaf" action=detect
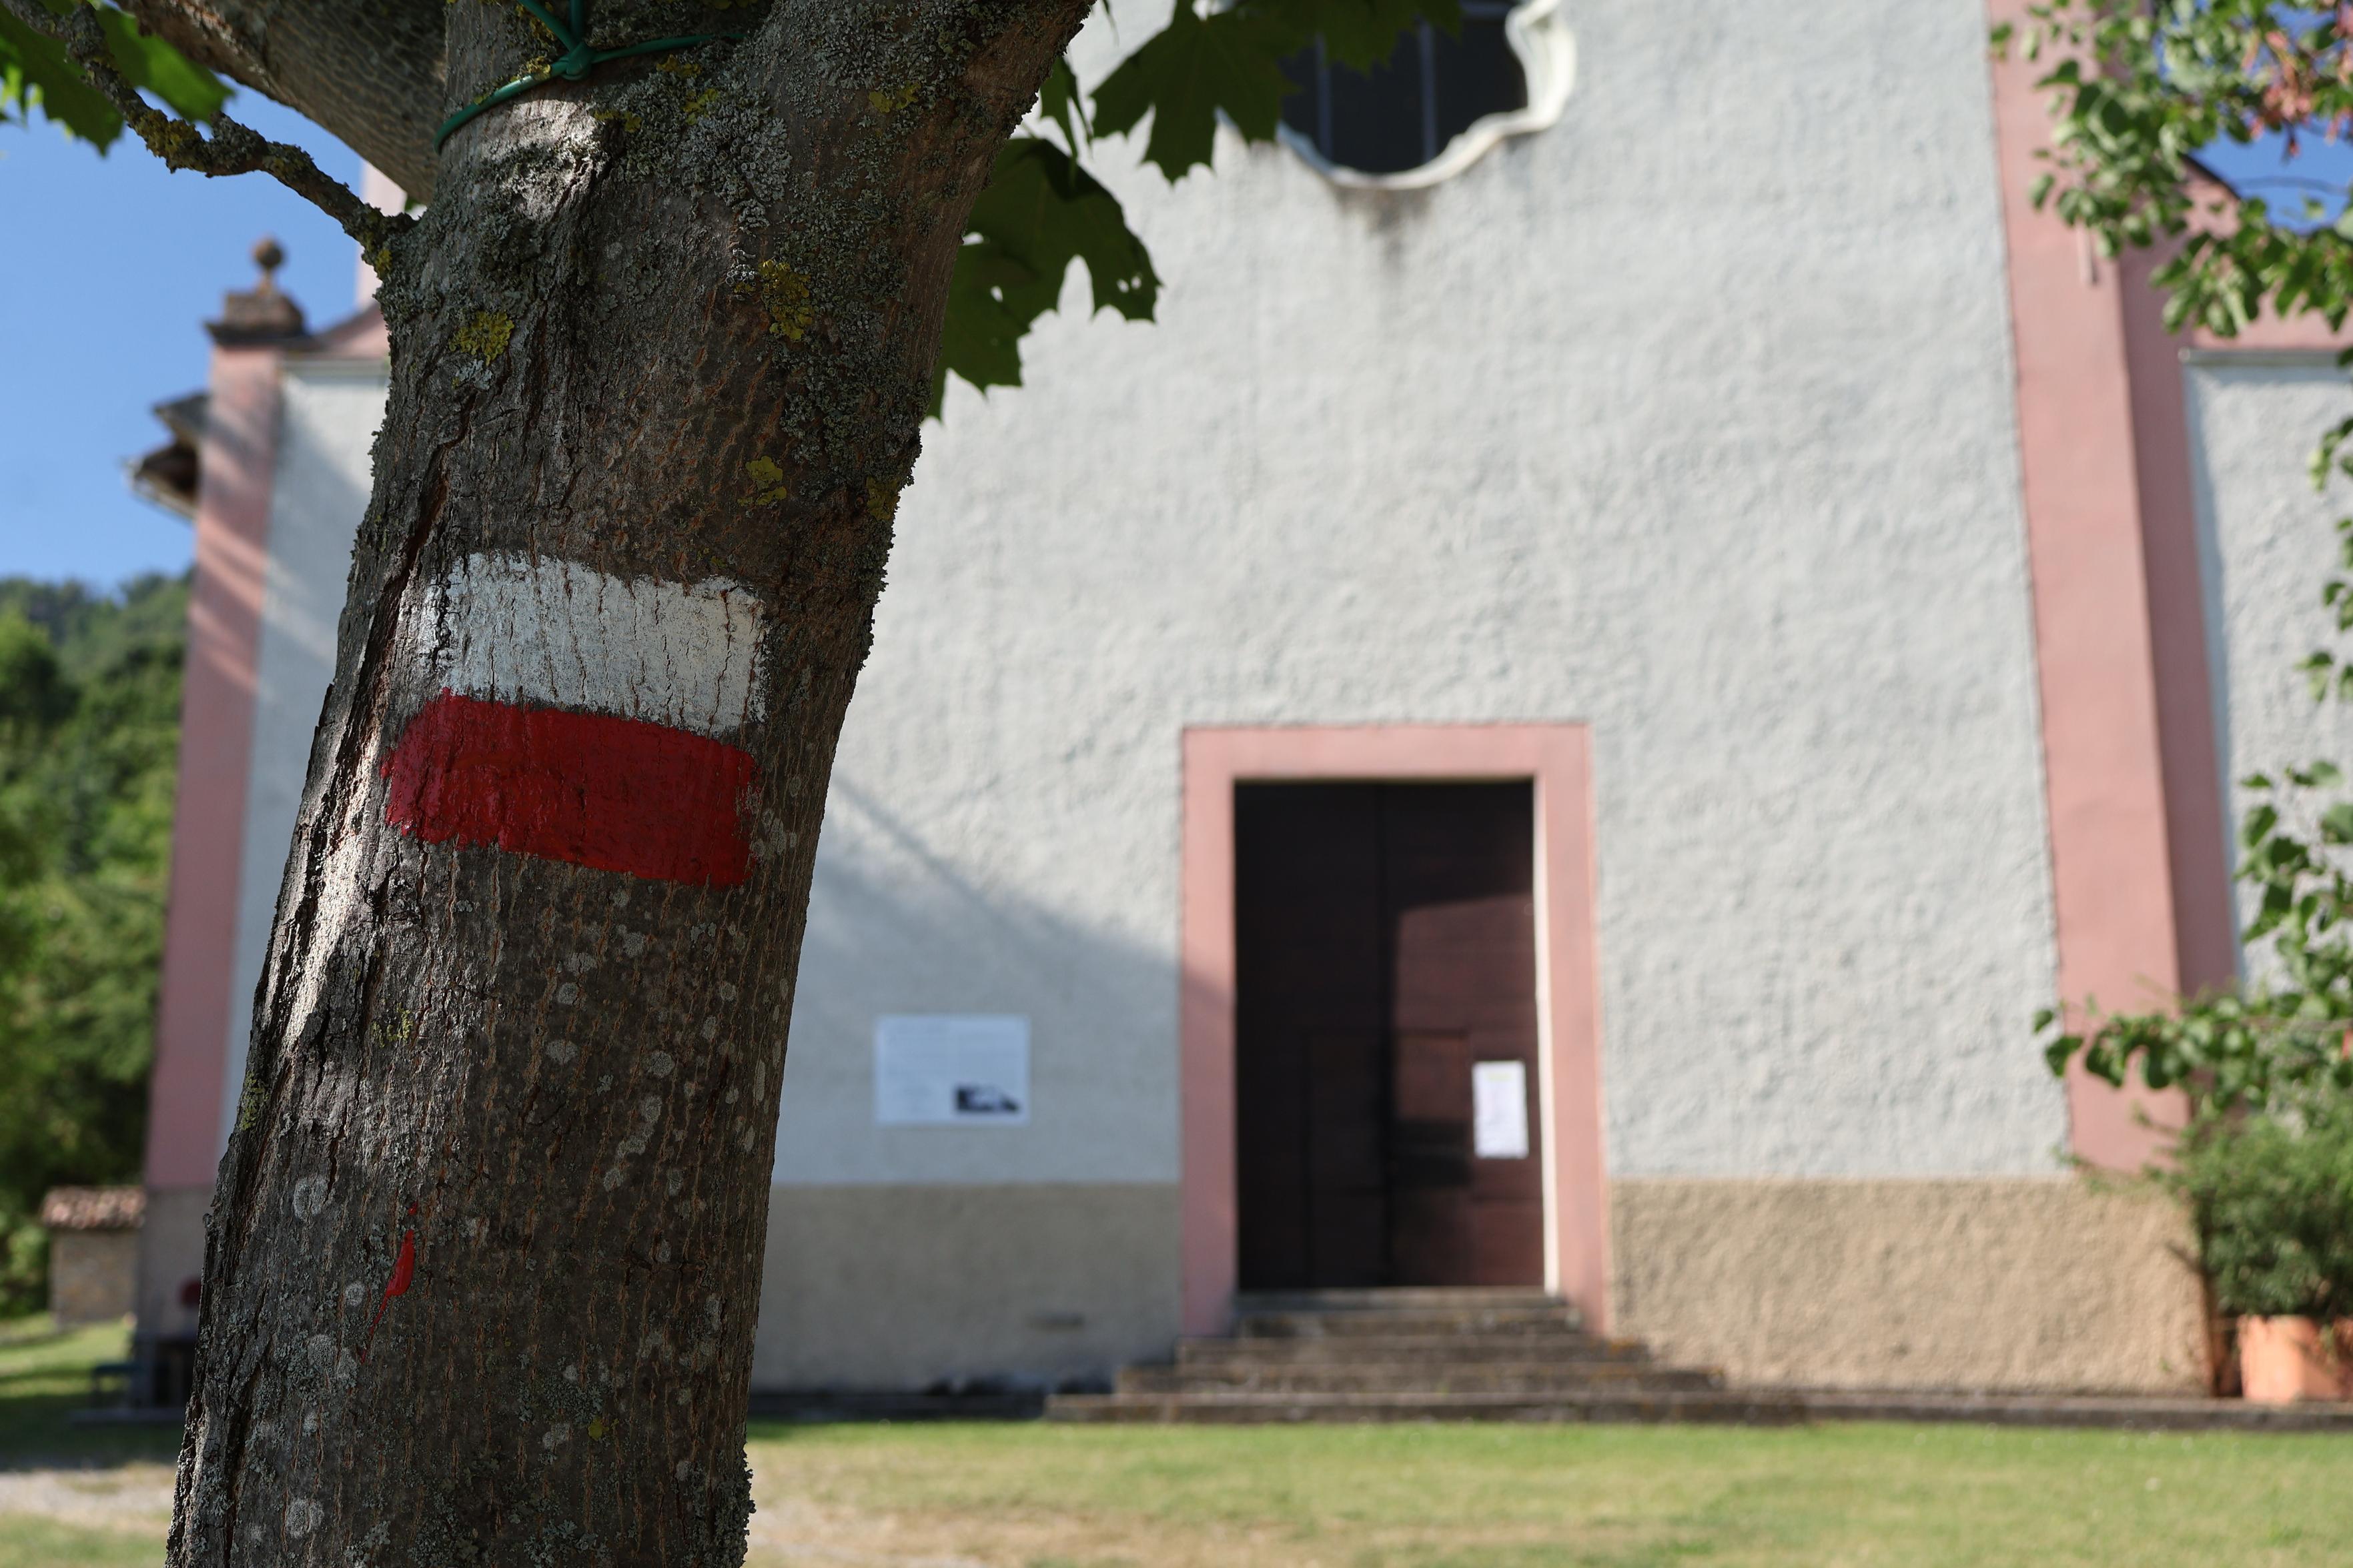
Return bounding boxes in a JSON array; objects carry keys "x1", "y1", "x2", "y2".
[
  {"x1": 1092, "y1": 3, "x2": 1298, "y2": 181},
  {"x1": 935, "y1": 136, "x2": 1159, "y2": 410}
]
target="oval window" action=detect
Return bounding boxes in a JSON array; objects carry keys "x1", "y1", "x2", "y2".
[{"x1": 1277, "y1": 0, "x2": 1573, "y2": 189}]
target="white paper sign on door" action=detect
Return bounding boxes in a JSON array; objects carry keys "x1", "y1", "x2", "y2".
[
  {"x1": 1472, "y1": 1059, "x2": 1530, "y2": 1158},
  {"x1": 874, "y1": 1015, "x2": 1030, "y2": 1125}
]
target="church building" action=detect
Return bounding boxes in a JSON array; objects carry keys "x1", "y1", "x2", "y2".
[{"x1": 131, "y1": 2, "x2": 2353, "y2": 1401}]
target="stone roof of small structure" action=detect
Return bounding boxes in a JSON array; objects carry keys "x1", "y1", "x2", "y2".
[
  {"x1": 39, "y1": 1187, "x2": 145, "y2": 1232},
  {"x1": 129, "y1": 394, "x2": 207, "y2": 520}
]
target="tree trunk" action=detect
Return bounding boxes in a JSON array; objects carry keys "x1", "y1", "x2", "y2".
[{"x1": 166, "y1": 5, "x2": 1087, "y2": 1562}]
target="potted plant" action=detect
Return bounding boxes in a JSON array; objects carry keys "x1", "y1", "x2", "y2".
[
  {"x1": 2039, "y1": 760, "x2": 2353, "y2": 1396},
  {"x1": 2178, "y1": 1108, "x2": 2353, "y2": 1403}
]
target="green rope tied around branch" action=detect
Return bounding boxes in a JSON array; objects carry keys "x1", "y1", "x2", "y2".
[{"x1": 436, "y1": 0, "x2": 741, "y2": 152}]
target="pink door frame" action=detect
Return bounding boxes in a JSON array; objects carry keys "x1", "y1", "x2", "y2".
[{"x1": 1178, "y1": 724, "x2": 1608, "y2": 1335}]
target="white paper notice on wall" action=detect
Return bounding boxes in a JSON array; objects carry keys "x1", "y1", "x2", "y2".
[
  {"x1": 874, "y1": 1015, "x2": 1031, "y2": 1126},
  {"x1": 1472, "y1": 1060, "x2": 1530, "y2": 1159}
]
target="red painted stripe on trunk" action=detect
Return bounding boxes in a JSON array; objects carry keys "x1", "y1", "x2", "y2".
[{"x1": 382, "y1": 691, "x2": 757, "y2": 886}]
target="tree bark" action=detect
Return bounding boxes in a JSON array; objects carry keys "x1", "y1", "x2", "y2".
[
  {"x1": 116, "y1": 0, "x2": 447, "y2": 198},
  {"x1": 165, "y1": 5, "x2": 1089, "y2": 1563}
]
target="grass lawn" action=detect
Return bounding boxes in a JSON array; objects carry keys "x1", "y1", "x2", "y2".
[
  {"x1": 7, "y1": 1318, "x2": 2353, "y2": 1567},
  {"x1": 737, "y1": 1419, "x2": 2353, "y2": 1568},
  {"x1": 0, "y1": 1317, "x2": 179, "y2": 1468},
  {"x1": 0, "y1": 1316, "x2": 180, "y2": 1568}
]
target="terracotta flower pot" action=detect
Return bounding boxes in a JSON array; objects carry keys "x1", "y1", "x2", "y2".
[{"x1": 2239, "y1": 1317, "x2": 2353, "y2": 1403}]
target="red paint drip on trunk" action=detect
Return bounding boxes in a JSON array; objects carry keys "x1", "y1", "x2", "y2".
[
  {"x1": 361, "y1": 1203, "x2": 418, "y2": 1365},
  {"x1": 382, "y1": 691, "x2": 757, "y2": 886}
]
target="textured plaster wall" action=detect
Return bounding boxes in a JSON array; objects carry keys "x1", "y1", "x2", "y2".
[
  {"x1": 2184, "y1": 358, "x2": 2353, "y2": 955},
  {"x1": 1610, "y1": 1179, "x2": 2207, "y2": 1393},
  {"x1": 217, "y1": 364, "x2": 386, "y2": 1149},
  {"x1": 774, "y1": 0, "x2": 2065, "y2": 1187},
  {"x1": 750, "y1": 1185, "x2": 1179, "y2": 1389}
]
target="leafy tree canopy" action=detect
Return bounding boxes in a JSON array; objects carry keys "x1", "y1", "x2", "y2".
[{"x1": 0, "y1": 574, "x2": 185, "y2": 1311}]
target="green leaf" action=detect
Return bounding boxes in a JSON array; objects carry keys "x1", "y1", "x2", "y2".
[
  {"x1": 94, "y1": 6, "x2": 226, "y2": 124},
  {"x1": 2043, "y1": 1035, "x2": 2079, "y2": 1078},
  {"x1": 933, "y1": 253, "x2": 1031, "y2": 410},
  {"x1": 0, "y1": 5, "x2": 125, "y2": 146},
  {"x1": 1039, "y1": 53, "x2": 1090, "y2": 158},
  {"x1": 1093, "y1": 1, "x2": 1298, "y2": 181},
  {"x1": 933, "y1": 137, "x2": 1161, "y2": 414},
  {"x1": 0, "y1": 1, "x2": 226, "y2": 149},
  {"x1": 2323, "y1": 804, "x2": 2353, "y2": 846},
  {"x1": 1089, "y1": 0, "x2": 1468, "y2": 180}
]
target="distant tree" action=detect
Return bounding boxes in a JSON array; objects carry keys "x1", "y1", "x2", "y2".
[
  {"x1": 2, "y1": 2, "x2": 1466, "y2": 1561},
  {"x1": 0, "y1": 575, "x2": 185, "y2": 1312}
]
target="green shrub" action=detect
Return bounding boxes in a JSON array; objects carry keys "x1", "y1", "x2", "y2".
[{"x1": 2179, "y1": 1108, "x2": 2353, "y2": 1321}]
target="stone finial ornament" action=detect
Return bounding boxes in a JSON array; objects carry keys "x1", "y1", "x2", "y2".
[{"x1": 209, "y1": 235, "x2": 307, "y2": 344}]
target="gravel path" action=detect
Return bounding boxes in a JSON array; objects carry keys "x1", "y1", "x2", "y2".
[{"x1": 0, "y1": 1463, "x2": 176, "y2": 1536}]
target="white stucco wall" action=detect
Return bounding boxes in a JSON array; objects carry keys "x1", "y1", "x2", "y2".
[
  {"x1": 2185, "y1": 355, "x2": 2353, "y2": 952},
  {"x1": 772, "y1": 0, "x2": 2066, "y2": 1187},
  {"x1": 218, "y1": 361, "x2": 386, "y2": 1146}
]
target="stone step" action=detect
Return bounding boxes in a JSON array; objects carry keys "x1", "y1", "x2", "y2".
[
  {"x1": 1177, "y1": 1334, "x2": 1651, "y2": 1367},
  {"x1": 1234, "y1": 1289, "x2": 1565, "y2": 1313},
  {"x1": 1047, "y1": 1388, "x2": 1809, "y2": 1426},
  {"x1": 1119, "y1": 1361, "x2": 1725, "y2": 1397},
  {"x1": 1234, "y1": 1308, "x2": 1586, "y2": 1340}
]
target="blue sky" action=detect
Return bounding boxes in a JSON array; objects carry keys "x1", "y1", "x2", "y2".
[
  {"x1": 1, "y1": 95, "x2": 364, "y2": 590},
  {"x1": 2198, "y1": 127, "x2": 2353, "y2": 226}
]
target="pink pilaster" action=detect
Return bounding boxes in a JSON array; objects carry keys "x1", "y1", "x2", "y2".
[
  {"x1": 1985, "y1": 1, "x2": 2186, "y2": 1169},
  {"x1": 144, "y1": 342, "x2": 282, "y2": 1190}
]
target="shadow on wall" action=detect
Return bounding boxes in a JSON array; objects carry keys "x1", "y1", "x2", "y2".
[
  {"x1": 784, "y1": 774, "x2": 1178, "y2": 1121},
  {"x1": 755, "y1": 776, "x2": 1183, "y2": 1393}
]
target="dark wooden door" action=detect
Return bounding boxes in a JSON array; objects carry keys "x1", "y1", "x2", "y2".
[{"x1": 1234, "y1": 781, "x2": 1542, "y2": 1290}]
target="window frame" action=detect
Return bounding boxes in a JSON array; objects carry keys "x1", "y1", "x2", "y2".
[{"x1": 1274, "y1": 0, "x2": 1576, "y2": 191}]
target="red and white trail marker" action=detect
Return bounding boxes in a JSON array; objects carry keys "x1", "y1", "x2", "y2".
[{"x1": 381, "y1": 554, "x2": 768, "y2": 886}]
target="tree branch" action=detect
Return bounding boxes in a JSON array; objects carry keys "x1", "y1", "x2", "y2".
[
  {"x1": 1, "y1": 0, "x2": 412, "y2": 249},
  {"x1": 112, "y1": 0, "x2": 444, "y2": 198}
]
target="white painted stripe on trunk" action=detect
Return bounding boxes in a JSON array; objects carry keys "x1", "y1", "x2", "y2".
[{"x1": 420, "y1": 552, "x2": 767, "y2": 736}]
